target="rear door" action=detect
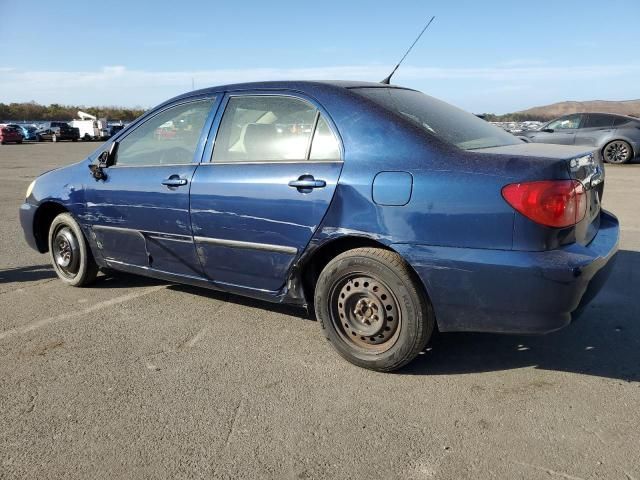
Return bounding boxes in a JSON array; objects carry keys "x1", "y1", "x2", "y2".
[
  {"x1": 575, "y1": 114, "x2": 614, "y2": 147},
  {"x1": 85, "y1": 97, "x2": 217, "y2": 277},
  {"x1": 190, "y1": 92, "x2": 343, "y2": 293}
]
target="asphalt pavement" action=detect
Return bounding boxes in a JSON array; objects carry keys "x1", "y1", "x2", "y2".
[{"x1": 1, "y1": 142, "x2": 638, "y2": 479}]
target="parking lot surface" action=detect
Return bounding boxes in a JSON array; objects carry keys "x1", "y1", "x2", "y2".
[{"x1": 1, "y1": 143, "x2": 638, "y2": 479}]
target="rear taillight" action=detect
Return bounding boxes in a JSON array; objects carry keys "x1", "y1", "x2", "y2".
[{"x1": 502, "y1": 180, "x2": 587, "y2": 228}]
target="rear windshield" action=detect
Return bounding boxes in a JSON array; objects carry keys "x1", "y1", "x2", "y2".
[{"x1": 354, "y1": 87, "x2": 521, "y2": 150}]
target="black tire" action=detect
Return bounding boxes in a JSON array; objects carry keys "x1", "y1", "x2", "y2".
[
  {"x1": 35, "y1": 134, "x2": 42, "y2": 142},
  {"x1": 314, "y1": 247, "x2": 434, "y2": 372},
  {"x1": 603, "y1": 140, "x2": 633, "y2": 164},
  {"x1": 72, "y1": 138, "x2": 78, "y2": 142},
  {"x1": 48, "y1": 213, "x2": 98, "y2": 287}
]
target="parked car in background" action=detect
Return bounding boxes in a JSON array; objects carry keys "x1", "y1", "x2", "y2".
[
  {"x1": 70, "y1": 111, "x2": 110, "y2": 141},
  {"x1": 520, "y1": 113, "x2": 640, "y2": 164},
  {"x1": 0, "y1": 124, "x2": 24, "y2": 144},
  {"x1": 108, "y1": 124, "x2": 125, "y2": 137},
  {"x1": 35, "y1": 122, "x2": 80, "y2": 142},
  {"x1": 19, "y1": 81, "x2": 619, "y2": 371},
  {"x1": 7, "y1": 124, "x2": 38, "y2": 141}
]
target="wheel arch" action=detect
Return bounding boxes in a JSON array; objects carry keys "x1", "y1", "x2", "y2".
[
  {"x1": 32, "y1": 201, "x2": 69, "y2": 253},
  {"x1": 601, "y1": 138, "x2": 635, "y2": 162},
  {"x1": 295, "y1": 235, "x2": 434, "y2": 317}
]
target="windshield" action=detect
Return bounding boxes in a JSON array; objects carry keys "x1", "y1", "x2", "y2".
[{"x1": 354, "y1": 87, "x2": 521, "y2": 150}]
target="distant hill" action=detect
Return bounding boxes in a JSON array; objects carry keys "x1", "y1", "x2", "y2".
[
  {"x1": 516, "y1": 99, "x2": 640, "y2": 120},
  {"x1": 482, "y1": 99, "x2": 640, "y2": 122}
]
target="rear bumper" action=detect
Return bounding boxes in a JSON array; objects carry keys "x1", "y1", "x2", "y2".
[{"x1": 392, "y1": 210, "x2": 619, "y2": 334}]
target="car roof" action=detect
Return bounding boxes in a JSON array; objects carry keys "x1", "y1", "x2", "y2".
[
  {"x1": 199, "y1": 80, "x2": 409, "y2": 92},
  {"x1": 552, "y1": 112, "x2": 639, "y2": 122},
  {"x1": 586, "y1": 112, "x2": 639, "y2": 121},
  {"x1": 163, "y1": 80, "x2": 414, "y2": 106}
]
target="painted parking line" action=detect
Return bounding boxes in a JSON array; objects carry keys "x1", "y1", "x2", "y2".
[{"x1": 0, "y1": 285, "x2": 167, "y2": 341}]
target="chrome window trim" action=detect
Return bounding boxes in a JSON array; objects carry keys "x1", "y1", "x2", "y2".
[
  {"x1": 198, "y1": 159, "x2": 343, "y2": 166},
  {"x1": 108, "y1": 163, "x2": 196, "y2": 169}
]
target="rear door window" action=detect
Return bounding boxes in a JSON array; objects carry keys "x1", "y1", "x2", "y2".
[
  {"x1": 212, "y1": 95, "x2": 340, "y2": 162},
  {"x1": 583, "y1": 114, "x2": 613, "y2": 129},
  {"x1": 309, "y1": 116, "x2": 341, "y2": 161}
]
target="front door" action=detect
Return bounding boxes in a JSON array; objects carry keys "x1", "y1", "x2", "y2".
[
  {"x1": 85, "y1": 97, "x2": 216, "y2": 277},
  {"x1": 535, "y1": 114, "x2": 582, "y2": 145},
  {"x1": 190, "y1": 93, "x2": 343, "y2": 293}
]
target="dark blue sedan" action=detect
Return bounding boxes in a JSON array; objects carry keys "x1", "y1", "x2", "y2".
[{"x1": 19, "y1": 81, "x2": 619, "y2": 371}]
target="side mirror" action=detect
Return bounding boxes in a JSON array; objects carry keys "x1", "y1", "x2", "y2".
[
  {"x1": 541, "y1": 128, "x2": 554, "y2": 133},
  {"x1": 100, "y1": 141, "x2": 118, "y2": 167},
  {"x1": 89, "y1": 141, "x2": 118, "y2": 180}
]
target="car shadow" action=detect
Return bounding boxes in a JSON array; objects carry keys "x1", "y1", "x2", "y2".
[
  {"x1": 6, "y1": 250, "x2": 636, "y2": 382},
  {"x1": 167, "y1": 283, "x2": 310, "y2": 320},
  {"x1": 0, "y1": 264, "x2": 163, "y2": 289},
  {"x1": 165, "y1": 251, "x2": 638, "y2": 382},
  {"x1": 401, "y1": 249, "x2": 639, "y2": 382},
  {"x1": 0, "y1": 264, "x2": 57, "y2": 283}
]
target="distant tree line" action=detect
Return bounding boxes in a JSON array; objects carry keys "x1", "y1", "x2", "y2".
[{"x1": 0, "y1": 102, "x2": 147, "y2": 122}]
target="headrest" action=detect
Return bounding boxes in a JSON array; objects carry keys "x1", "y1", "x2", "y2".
[{"x1": 244, "y1": 123, "x2": 277, "y2": 158}]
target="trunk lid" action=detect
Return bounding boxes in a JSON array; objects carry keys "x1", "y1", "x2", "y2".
[{"x1": 479, "y1": 143, "x2": 604, "y2": 247}]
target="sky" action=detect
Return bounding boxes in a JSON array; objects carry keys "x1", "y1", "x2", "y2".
[{"x1": 1, "y1": 0, "x2": 639, "y2": 114}]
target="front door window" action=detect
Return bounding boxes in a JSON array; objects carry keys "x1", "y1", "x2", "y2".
[{"x1": 116, "y1": 99, "x2": 213, "y2": 166}]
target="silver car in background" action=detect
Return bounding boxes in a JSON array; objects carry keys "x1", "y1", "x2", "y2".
[{"x1": 520, "y1": 113, "x2": 640, "y2": 164}]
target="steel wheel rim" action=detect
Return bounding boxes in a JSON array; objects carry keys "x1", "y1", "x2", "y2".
[
  {"x1": 329, "y1": 274, "x2": 401, "y2": 353},
  {"x1": 605, "y1": 141, "x2": 630, "y2": 163},
  {"x1": 52, "y1": 226, "x2": 80, "y2": 278}
]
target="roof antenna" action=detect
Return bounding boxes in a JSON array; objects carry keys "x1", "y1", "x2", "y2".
[{"x1": 380, "y1": 15, "x2": 435, "y2": 85}]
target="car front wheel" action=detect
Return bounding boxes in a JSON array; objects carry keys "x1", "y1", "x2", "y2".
[
  {"x1": 315, "y1": 247, "x2": 434, "y2": 372},
  {"x1": 48, "y1": 213, "x2": 98, "y2": 286}
]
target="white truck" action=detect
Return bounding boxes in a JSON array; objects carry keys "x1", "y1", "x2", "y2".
[{"x1": 70, "y1": 111, "x2": 109, "y2": 140}]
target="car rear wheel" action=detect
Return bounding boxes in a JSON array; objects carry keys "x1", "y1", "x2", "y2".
[
  {"x1": 314, "y1": 247, "x2": 434, "y2": 372},
  {"x1": 603, "y1": 140, "x2": 633, "y2": 164},
  {"x1": 48, "y1": 213, "x2": 98, "y2": 287}
]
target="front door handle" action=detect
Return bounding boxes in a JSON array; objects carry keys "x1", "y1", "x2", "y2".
[
  {"x1": 288, "y1": 175, "x2": 326, "y2": 191},
  {"x1": 162, "y1": 175, "x2": 188, "y2": 187}
]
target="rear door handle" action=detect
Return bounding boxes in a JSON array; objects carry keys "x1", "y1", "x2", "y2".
[
  {"x1": 288, "y1": 175, "x2": 326, "y2": 190},
  {"x1": 162, "y1": 175, "x2": 188, "y2": 187}
]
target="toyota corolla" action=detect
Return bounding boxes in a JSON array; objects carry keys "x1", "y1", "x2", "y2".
[{"x1": 19, "y1": 81, "x2": 619, "y2": 371}]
